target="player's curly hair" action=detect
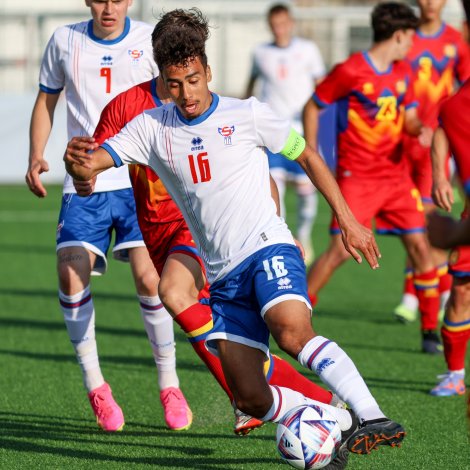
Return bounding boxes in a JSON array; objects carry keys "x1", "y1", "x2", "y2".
[
  {"x1": 151, "y1": 8, "x2": 210, "y2": 72},
  {"x1": 371, "y1": 2, "x2": 419, "y2": 42}
]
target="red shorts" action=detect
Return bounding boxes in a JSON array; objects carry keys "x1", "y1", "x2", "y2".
[
  {"x1": 449, "y1": 210, "x2": 470, "y2": 277},
  {"x1": 139, "y1": 217, "x2": 205, "y2": 277},
  {"x1": 449, "y1": 246, "x2": 470, "y2": 277},
  {"x1": 404, "y1": 141, "x2": 433, "y2": 205},
  {"x1": 330, "y1": 176, "x2": 426, "y2": 235}
]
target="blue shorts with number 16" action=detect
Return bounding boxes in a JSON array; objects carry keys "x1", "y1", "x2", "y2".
[{"x1": 206, "y1": 243, "x2": 311, "y2": 357}]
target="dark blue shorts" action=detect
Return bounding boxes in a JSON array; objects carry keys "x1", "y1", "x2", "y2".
[
  {"x1": 206, "y1": 243, "x2": 311, "y2": 356},
  {"x1": 56, "y1": 189, "x2": 145, "y2": 275}
]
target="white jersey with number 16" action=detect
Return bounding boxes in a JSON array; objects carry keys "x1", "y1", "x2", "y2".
[{"x1": 103, "y1": 95, "x2": 297, "y2": 283}]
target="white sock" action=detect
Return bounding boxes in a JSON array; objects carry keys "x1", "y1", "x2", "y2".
[
  {"x1": 296, "y1": 186, "x2": 317, "y2": 244},
  {"x1": 261, "y1": 385, "x2": 352, "y2": 431},
  {"x1": 298, "y1": 336, "x2": 386, "y2": 423},
  {"x1": 59, "y1": 286, "x2": 104, "y2": 392},
  {"x1": 139, "y1": 295, "x2": 179, "y2": 390},
  {"x1": 402, "y1": 293, "x2": 419, "y2": 311},
  {"x1": 449, "y1": 369, "x2": 465, "y2": 377},
  {"x1": 440, "y1": 290, "x2": 450, "y2": 311}
]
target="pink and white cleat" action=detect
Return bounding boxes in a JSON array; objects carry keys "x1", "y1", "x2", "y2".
[
  {"x1": 160, "y1": 387, "x2": 193, "y2": 431},
  {"x1": 88, "y1": 382, "x2": 125, "y2": 432}
]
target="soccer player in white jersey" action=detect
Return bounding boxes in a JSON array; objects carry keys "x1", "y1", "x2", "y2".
[
  {"x1": 246, "y1": 3, "x2": 325, "y2": 264},
  {"x1": 65, "y1": 8, "x2": 407, "y2": 458},
  {"x1": 25, "y1": 0, "x2": 192, "y2": 432}
]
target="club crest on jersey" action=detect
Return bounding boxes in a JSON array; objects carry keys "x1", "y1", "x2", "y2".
[
  {"x1": 218, "y1": 125, "x2": 235, "y2": 145},
  {"x1": 101, "y1": 55, "x2": 113, "y2": 66},
  {"x1": 443, "y1": 43, "x2": 457, "y2": 58},
  {"x1": 128, "y1": 49, "x2": 144, "y2": 65},
  {"x1": 191, "y1": 136, "x2": 204, "y2": 151},
  {"x1": 362, "y1": 82, "x2": 374, "y2": 95}
]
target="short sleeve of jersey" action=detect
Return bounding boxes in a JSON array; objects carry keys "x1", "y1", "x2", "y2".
[
  {"x1": 250, "y1": 50, "x2": 261, "y2": 80},
  {"x1": 39, "y1": 30, "x2": 65, "y2": 93},
  {"x1": 102, "y1": 112, "x2": 154, "y2": 168},
  {"x1": 312, "y1": 60, "x2": 354, "y2": 107},
  {"x1": 94, "y1": 94, "x2": 127, "y2": 145},
  {"x1": 456, "y1": 36, "x2": 470, "y2": 84},
  {"x1": 309, "y1": 42, "x2": 326, "y2": 80},
  {"x1": 250, "y1": 98, "x2": 292, "y2": 153},
  {"x1": 402, "y1": 61, "x2": 417, "y2": 109}
]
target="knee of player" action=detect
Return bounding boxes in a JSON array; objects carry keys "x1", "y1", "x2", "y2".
[
  {"x1": 450, "y1": 280, "x2": 470, "y2": 310},
  {"x1": 233, "y1": 392, "x2": 272, "y2": 419},
  {"x1": 275, "y1": 330, "x2": 312, "y2": 358},
  {"x1": 406, "y1": 235, "x2": 432, "y2": 265},
  {"x1": 57, "y1": 255, "x2": 91, "y2": 292},
  {"x1": 133, "y1": 268, "x2": 159, "y2": 295},
  {"x1": 158, "y1": 283, "x2": 197, "y2": 315}
]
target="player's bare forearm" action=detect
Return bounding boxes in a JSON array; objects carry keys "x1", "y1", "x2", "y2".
[
  {"x1": 302, "y1": 99, "x2": 320, "y2": 150},
  {"x1": 297, "y1": 146, "x2": 381, "y2": 269},
  {"x1": 26, "y1": 91, "x2": 60, "y2": 197},
  {"x1": 428, "y1": 210, "x2": 470, "y2": 249},
  {"x1": 431, "y1": 127, "x2": 453, "y2": 212}
]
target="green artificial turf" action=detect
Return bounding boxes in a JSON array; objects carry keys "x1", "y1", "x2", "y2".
[{"x1": 0, "y1": 184, "x2": 468, "y2": 469}]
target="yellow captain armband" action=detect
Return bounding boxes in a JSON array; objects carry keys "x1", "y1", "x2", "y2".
[{"x1": 280, "y1": 128, "x2": 306, "y2": 161}]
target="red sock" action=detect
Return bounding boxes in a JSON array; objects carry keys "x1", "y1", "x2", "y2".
[
  {"x1": 437, "y1": 263, "x2": 452, "y2": 296},
  {"x1": 442, "y1": 322, "x2": 470, "y2": 371},
  {"x1": 414, "y1": 269, "x2": 440, "y2": 330},
  {"x1": 174, "y1": 302, "x2": 233, "y2": 401},
  {"x1": 308, "y1": 293, "x2": 318, "y2": 308},
  {"x1": 403, "y1": 268, "x2": 416, "y2": 296},
  {"x1": 267, "y1": 354, "x2": 333, "y2": 404}
]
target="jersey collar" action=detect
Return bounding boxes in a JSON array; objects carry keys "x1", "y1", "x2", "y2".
[
  {"x1": 151, "y1": 78, "x2": 164, "y2": 107},
  {"x1": 417, "y1": 22, "x2": 445, "y2": 39},
  {"x1": 175, "y1": 93, "x2": 219, "y2": 126},
  {"x1": 362, "y1": 51, "x2": 392, "y2": 75},
  {"x1": 87, "y1": 17, "x2": 131, "y2": 45}
]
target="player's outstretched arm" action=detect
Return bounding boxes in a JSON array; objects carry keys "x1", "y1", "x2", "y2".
[
  {"x1": 296, "y1": 145, "x2": 381, "y2": 269},
  {"x1": 431, "y1": 127, "x2": 454, "y2": 212},
  {"x1": 302, "y1": 99, "x2": 320, "y2": 150},
  {"x1": 64, "y1": 137, "x2": 114, "y2": 181},
  {"x1": 68, "y1": 136, "x2": 99, "y2": 197},
  {"x1": 26, "y1": 91, "x2": 60, "y2": 198}
]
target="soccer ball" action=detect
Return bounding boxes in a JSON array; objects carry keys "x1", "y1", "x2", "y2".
[{"x1": 276, "y1": 404, "x2": 342, "y2": 469}]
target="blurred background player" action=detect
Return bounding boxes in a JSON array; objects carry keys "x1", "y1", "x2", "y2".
[
  {"x1": 393, "y1": 0, "x2": 470, "y2": 325},
  {"x1": 25, "y1": 0, "x2": 191, "y2": 432},
  {"x1": 71, "y1": 72, "x2": 343, "y2": 437},
  {"x1": 245, "y1": 3, "x2": 325, "y2": 264},
  {"x1": 65, "y1": 7, "x2": 407, "y2": 459},
  {"x1": 428, "y1": 28, "x2": 470, "y2": 395},
  {"x1": 303, "y1": 2, "x2": 443, "y2": 354}
]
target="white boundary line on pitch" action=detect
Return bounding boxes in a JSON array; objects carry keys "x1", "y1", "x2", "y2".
[{"x1": 0, "y1": 211, "x2": 57, "y2": 223}]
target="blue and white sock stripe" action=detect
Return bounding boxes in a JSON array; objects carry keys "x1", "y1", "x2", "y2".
[{"x1": 306, "y1": 340, "x2": 332, "y2": 369}]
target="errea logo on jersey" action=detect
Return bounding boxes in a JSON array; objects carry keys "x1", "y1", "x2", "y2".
[
  {"x1": 128, "y1": 49, "x2": 144, "y2": 65},
  {"x1": 218, "y1": 125, "x2": 235, "y2": 145},
  {"x1": 191, "y1": 137, "x2": 204, "y2": 151},
  {"x1": 277, "y1": 277, "x2": 292, "y2": 290},
  {"x1": 101, "y1": 55, "x2": 113, "y2": 66}
]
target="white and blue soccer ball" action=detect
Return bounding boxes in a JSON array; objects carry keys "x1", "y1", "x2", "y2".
[{"x1": 276, "y1": 404, "x2": 342, "y2": 469}]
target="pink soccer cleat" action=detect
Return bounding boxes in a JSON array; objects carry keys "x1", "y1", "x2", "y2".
[
  {"x1": 88, "y1": 382, "x2": 125, "y2": 432},
  {"x1": 160, "y1": 387, "x2": 193, "y2": 431}
]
